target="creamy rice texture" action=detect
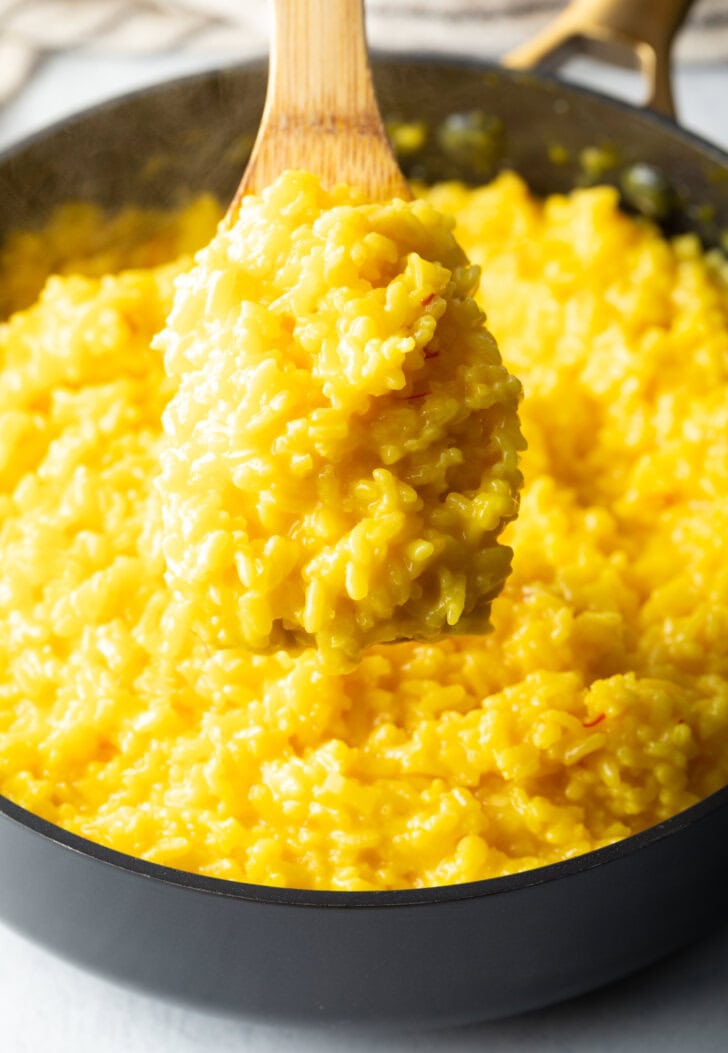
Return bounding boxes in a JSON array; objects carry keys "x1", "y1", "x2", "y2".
[
  {"x1": 1, "y1": 173, "x2": 727, "y2": 890},
  {"x1": 155, "y1": 172, "x2": 522, "y2": 665}
]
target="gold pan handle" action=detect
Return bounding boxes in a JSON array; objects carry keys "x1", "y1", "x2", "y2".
[{"x1": 502, "y1": 0, "x2": 696, "y2": 119}]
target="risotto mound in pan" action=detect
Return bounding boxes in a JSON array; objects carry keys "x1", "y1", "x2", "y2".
[{"x1": 0, "y1": 170, "x2": 727, "y2": 890}]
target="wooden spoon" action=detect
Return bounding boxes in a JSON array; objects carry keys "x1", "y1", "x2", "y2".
[{"x1": 231, "y1": 0, "x2": 410, "y2": 208}]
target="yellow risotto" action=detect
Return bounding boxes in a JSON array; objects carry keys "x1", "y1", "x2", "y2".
[
  {"x1": 156, "y1": 172, "x2": 522, "y2": 664},
  {"x1": 1, "y1": 171, "x2": 728, "y2": 890}
]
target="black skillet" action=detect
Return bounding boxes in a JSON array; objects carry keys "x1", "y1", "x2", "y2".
[{"x1": 1, "y1": 4, "x2": 728, "y2": 1030}]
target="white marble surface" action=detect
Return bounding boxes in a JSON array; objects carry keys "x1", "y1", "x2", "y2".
[
  {"x1": 2, "y1": 912, "x2": 728, "y2": 1052},
  {"x1": 1, "y1": 46, "x2": 728, "y2": 1053}
]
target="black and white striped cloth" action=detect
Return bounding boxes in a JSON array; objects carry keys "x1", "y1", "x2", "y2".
[{"x1": 0, "y1": 0, "x2": 725, "y2": 106}]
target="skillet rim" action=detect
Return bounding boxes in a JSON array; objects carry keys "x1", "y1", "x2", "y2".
[
  {"x1": 0, "y1": 52, "x2": 727, "y2": 178},
  {"x1": 1, "y1": 51, "x2": 727, "y2": 911},
  {"x1": 2, "y1": 784, "x2": 727, "y2": 907}
]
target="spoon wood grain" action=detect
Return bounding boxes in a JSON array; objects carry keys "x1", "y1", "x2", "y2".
[{"x1": 231, "y1": 0, "x2": 410, "y2": 209}]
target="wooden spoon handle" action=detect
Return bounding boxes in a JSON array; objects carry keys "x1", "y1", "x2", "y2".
[{"x1": 234, "y1": 0, "x2": 409, "y2": 204}]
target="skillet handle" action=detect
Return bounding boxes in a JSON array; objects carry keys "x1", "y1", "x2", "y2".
[{"x1": 502, "y1": 0, "x2": 695, "y2": 119}]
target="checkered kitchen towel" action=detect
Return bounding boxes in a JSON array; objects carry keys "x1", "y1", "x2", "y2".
[{"x1": 1, "y1": 0, "x2": 726, "y2": 106}]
